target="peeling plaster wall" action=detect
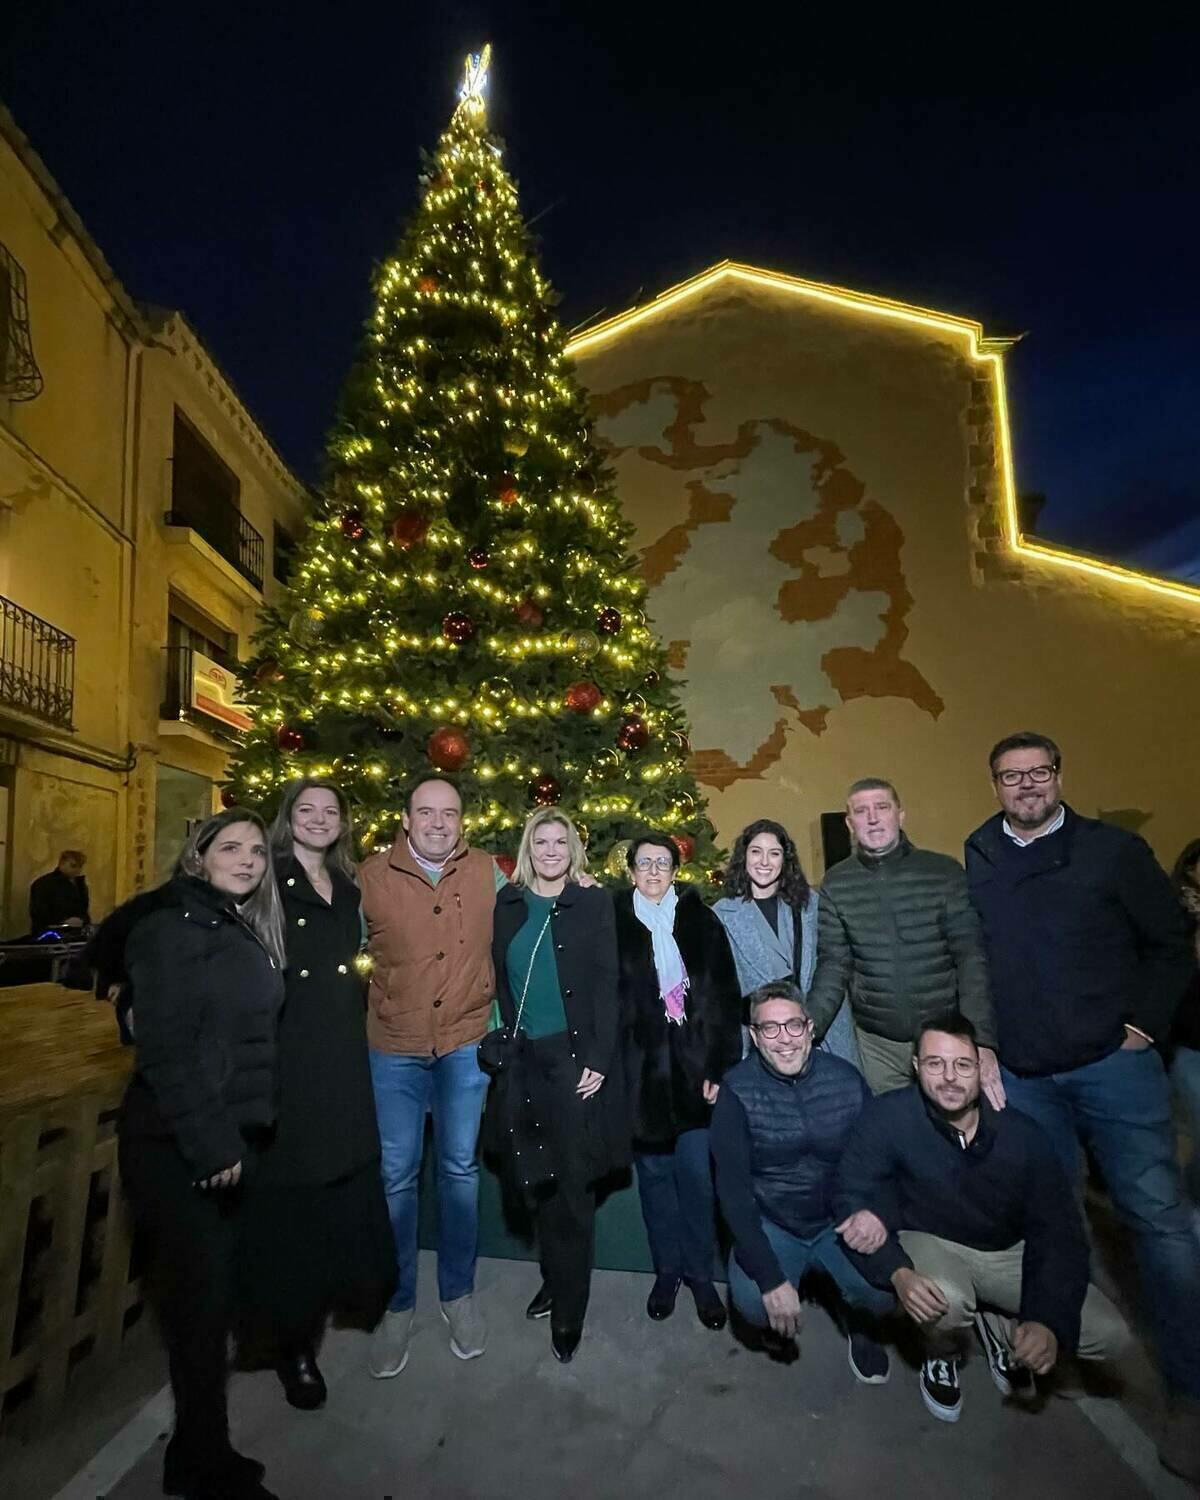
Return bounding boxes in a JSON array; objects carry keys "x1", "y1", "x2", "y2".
[{"x1": 573, "y1": 279, "x2": 1199, "y2": 872}]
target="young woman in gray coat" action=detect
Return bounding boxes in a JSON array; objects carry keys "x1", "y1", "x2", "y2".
[{"x1": 713, "y1": 819, "x2": 860, "y2": 1066}]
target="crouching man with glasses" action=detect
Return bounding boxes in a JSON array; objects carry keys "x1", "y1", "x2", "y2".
[
  {"x1": 833, "y1": 1016, "x2": 1129, "y2": 1424},
  {"x1": 711, "y1": 981, "x2": 894, "y2": 1382}
]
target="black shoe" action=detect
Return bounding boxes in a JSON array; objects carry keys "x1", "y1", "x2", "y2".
[
  {"x1": 688, "y1": 1280, "x2": 727, "y2": 1331},
  {"x1": 277, "y1": 1350, "x2": 327, "y2": 1410},
  {"x1": 847, "y1": 1330, "x2": 890, "y2": 1384},
  {"x1": 920, "y1": 1356, "x2": 962, "y2": 1423},
  {"x1": 551, "y1": 1325, "x2": 582, "y2": 1363},
  {"x1": 526, "y1": 1282, "x2": 553, "y2": 1320},
  {"x1": 974, "y1": 1314, "x2": 1034, "y2": 1399},
  {"x1": 163, "y1": 1440, "x2": 268, "y2": 1497},
  {"x1": 646, "y1": 1274, "x2": 681, "y2": 1321}
]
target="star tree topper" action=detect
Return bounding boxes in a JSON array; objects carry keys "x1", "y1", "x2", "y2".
[{"x1": 457, "y1": 43, "x2": 492, "y2": 120}]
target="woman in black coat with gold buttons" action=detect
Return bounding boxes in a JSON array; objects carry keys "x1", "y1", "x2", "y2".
[{"x1": 237, "y1": 778, "x2": 395, "y2": 1410}]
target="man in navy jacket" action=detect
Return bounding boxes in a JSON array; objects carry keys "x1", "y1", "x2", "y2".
[
  {"x1": 834, "y1": 1015, "x2": 1127, "y2": 1425},
  {"x1": 711, "y1": 981, "x2": 893, "y2": 1384},
  {"x1": 965, "y1": 731, "x2": 1199, "y2": 1483}
]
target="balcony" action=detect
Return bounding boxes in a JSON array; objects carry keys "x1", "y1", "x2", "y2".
[
  {"x1": 164, "y1": 489, "x2": 265, "y2": 593},
  {"x1": 0, "y1": 594, "x2": 75, "y2": 730},
  {"x1": 160, "y1": 645, "x2": 251, "y2": 745}
]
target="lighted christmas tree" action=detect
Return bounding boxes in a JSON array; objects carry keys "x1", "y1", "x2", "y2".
[{"x1": 228, "y1": 47, "x2": 720, "y2": 881}]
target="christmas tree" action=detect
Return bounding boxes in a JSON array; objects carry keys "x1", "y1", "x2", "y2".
[{"x1": 229, "y1": 47, "x2": 720, "y2": 882}]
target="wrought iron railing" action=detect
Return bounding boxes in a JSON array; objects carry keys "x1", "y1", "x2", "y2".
[
  {"x1": 0, "y1": 594, "x2": 75, "y2": 729},
  {"x1": 164, "y1": 489, "x2": 265, "y2": 591}
]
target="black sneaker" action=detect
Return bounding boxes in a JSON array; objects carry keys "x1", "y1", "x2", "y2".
[
  {"x1": 847, "y1": 1330, "x2": 890, "y2": 1384},
  {"x1": 974, "y1": 1315, "x2": 1034, "y2": 1398},
  {"x1": 920, "y1": 1357, "x2": 962, "y2": 1423}
]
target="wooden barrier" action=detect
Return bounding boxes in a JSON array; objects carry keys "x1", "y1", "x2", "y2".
[{"x1": 0, "y1": 985, "x2": 140, "y2": 1430}]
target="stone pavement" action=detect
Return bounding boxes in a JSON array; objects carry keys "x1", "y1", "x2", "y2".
[{"x1": 93, "y1": 1253, "x2": 1193, "y2": 1500}]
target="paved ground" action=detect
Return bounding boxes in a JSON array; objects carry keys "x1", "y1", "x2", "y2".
[{"x1": 36, "y1": 1252, "x2": 1191, "y2": 1500}]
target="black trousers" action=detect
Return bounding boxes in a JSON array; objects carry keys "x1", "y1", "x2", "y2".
[
  {"x1": 119, "y1": 1130, "x2": 250, "y2": 1472},
  {"x1": 526, "y1": 1033, "x2": 598, "y2": 1330}
]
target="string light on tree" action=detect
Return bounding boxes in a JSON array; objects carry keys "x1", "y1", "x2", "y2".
[{"x1": 225, "y1": 44, "x2": 719, "y2": 881}]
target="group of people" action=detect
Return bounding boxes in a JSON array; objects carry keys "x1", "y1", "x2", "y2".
[{"x1": 95, "y1": 729, "x2": 1200, "y2": 1499}]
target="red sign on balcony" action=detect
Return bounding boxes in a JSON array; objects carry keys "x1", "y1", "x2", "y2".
[{"x1": 191, "y1": 651, "x2": 252, "y2": 733}]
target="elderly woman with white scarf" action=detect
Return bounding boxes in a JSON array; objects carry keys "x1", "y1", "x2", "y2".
[{"x1": 615, "y1": 830, "x2": 743, "y2": 1332}]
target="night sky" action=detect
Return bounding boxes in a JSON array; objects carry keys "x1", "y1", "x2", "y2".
[{"x1": 3, "y1": 6, "x2": 1198, "y2": 570}]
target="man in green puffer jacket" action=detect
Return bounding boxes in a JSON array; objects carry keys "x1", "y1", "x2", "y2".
[{"x1": 807, "y1": 779, "x2": 1002, "y2": 1104}]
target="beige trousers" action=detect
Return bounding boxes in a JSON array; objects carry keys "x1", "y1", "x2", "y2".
[
  {"x1": 854, "y1": 1029, "x2": 916, "y2": 1096},
  {"x1": 898, "y1": 1231, "x2": 1130, "y2": 1360}
]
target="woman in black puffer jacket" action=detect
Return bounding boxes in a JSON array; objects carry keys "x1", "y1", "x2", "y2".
[{"x1": 118, "y1": 809, "x2": 285, "y2": 1500}]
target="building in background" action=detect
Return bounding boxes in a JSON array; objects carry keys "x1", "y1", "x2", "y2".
[
  {"x1": 569, "y1": 263, "x2": 1200, "y2": 873},
  {"x1": 0, "y1": 107, "x2": 305, "y2": 936}
]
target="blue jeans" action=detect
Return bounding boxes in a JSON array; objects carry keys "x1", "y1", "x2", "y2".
[
  {"x1": 728, "y1": 1220, "x2": 894, "y2": 1327},
  {"x1": 635, "y1": 1128, "x2": 718, "y2": 1284},
  {"x1": 1002, "y1": 1046, "x2": 1200, "y2": 1397},
  {"x1": 369, "y1": 1042, "x2": 489, "y2": 1312},
  {"x1": 1170, "y1": 1045, "x2": 1200, "y2": 1204}
]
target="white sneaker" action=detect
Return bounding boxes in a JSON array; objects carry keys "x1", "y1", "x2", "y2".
[
  {"x1": 441, "y1": 1293, "x2": 487, "y2": 1360},
  {"x1": 369, "y1": 1308, "x2": 413, "y2": 1378}
]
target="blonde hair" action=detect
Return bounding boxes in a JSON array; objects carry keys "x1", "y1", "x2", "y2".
[
  {"x1": 512, "y1": 808, "x2": 589, "y2": 888},
  {"x1": 175, "y1": 808, "x2": 287, "y2": 968}
]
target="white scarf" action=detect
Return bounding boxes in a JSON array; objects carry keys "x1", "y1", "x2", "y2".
[{"x1": 633, "y1": 884, "x2": 689, "y2": 1024}]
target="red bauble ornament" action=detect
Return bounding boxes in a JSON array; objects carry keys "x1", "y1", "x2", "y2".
[
  {"x1": 671, "y1": 833, "x2": 696, "y2": 865},
  {"x1": 276, "y1": 725, "x2": 305, "y2": 752},
  {"x1": 220, "y1": 787, "x2": 239, "y2": 810},
  {"x1": 596, "y1": 607, "x2": 622, "y2": 636},
  {"x1": 495, "y1": 473, "x2": 520, "y2": 506},
  {"x1": 494, "y1": 853, "x2": 516, "y2": 879},
  {"x1": 417, "y1": 275, "x2": 439, "y2": 294},
  {"x1": 564, "y1": 680, "x2": 602, "y2": 714},
  {"x1": 515, "y1": 598, "x2": 544, "y2": 629},
  {"x1": 255, "y1": 658, "x2": 284, "y2": 683},
  {"x1": 616, "y1": 714, "x2": 649, "y2": 752},
  {"x1": 468, "y1": 547, "x2": 490, "y2": 570},
  {"x1": 390, "y1": 509, "x2": 430, "y2": 549},
  {"x1": 340, "y1": 509, "x2": 366, "y2": 540},
  {"x1": 441, "y1": 611, "x2": 476, "y2": 645},
  {"x1": 427, "y1": 725, "x2": 471, "y2": 771},
  {"x1": 529, "y1": 773, "x2": 562, "y2": 807}
]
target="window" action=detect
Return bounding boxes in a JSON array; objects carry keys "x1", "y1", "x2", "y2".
[
  {"x1": 167, "y1": 411, "x2": 264, "y2": 589},
  {"x1": 0, "y1": 242, "x2": 44, "y2": 401},
  {"x1": 273, "y1": 522, "x2": 297, "y2": 585}
]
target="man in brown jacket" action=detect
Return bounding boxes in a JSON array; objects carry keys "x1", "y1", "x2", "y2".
[{"x1": 361, "y1": 777, "x2": 505, "y2": 1376}]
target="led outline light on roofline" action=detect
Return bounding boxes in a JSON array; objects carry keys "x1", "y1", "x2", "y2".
[{"x1": 565, "y1": 261, "x2": 1200, "y2": 609}]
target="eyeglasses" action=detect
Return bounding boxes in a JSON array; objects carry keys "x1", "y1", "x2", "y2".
[
  {"x1": 750, "y1": 1018, "x2": 812, "y2": 1039},
  {"x1": 634, "y1": 857, "x2": 674, "y2": 872},
  {"x1": 993, "y1": 764, "x2": 1058, "y2": 787},
  {"x1": 918, "y1": 1057, "x2": 979, "y2": 1077}
]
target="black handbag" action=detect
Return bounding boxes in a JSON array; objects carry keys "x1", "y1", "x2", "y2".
[{"x1": 477, "y1": 909, "x2": 552, "y2": 1078}]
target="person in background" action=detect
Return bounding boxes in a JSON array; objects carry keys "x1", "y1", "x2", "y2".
[
  {"x1": 711, "y1": 981, "x2": 892, "y2": 1383},
  {"x1": 118, "y1": 810, "x2": 285, "y2": 1500},
  {"x1": 714, "y1": 817, "x2": 860, "y2": 1067},
  {"x1": 616, "y1": 830, "x2": 742, "y2": 1332},
  {"x1": 1170, "y1": 839, "x2": 1200, "y2": 1216},
  {"x1": 834, "y1": 1016, "x2": 1129, "y2": 1426},
  {"x1": 238, "y1": 779, "x2": 395, "y2": 1410},
  {"x1": 806, "y1": 779, "x2": 1000, "y2": 1101},
  {"x1": 965, "y1": 733, "x2": 1199, "y2": 1483},
  {"x1": 485, "y1": 809, "x2": 622, "y2": 1362},
  {"x1": 29, "y1": 848, "x2": 90, "y2": 936}
]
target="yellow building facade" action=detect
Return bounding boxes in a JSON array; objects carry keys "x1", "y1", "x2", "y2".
[
  {"x1": 568, "y1": 264, "x2": 1200, "y2": 875},
  {"x1": 0, "y1": 108, "x2": 306, "y2": 936}
]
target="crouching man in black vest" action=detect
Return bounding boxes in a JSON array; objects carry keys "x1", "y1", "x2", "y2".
[{"x1": 711, "y1": 980, "x2": 893, "y2": 1383}]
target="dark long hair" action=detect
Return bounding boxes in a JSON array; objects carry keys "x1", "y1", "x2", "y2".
[
  {"x1": 723, "y1": 819, "x2": 810, "y2": 909},
  {"x1": 175, "y1": 808, "x2": 287, "y2": 966},
  {"x1": 270, "y1": 777, "x2": 359, "y2": 882}
]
